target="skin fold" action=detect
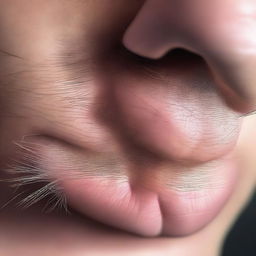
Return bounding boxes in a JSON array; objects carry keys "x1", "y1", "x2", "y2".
[
  {"x1": 123, "y1": 0, "x2": 256, "y2": 112},
  {"x1": 0, "y1": 0, "x2": 255, "y2": 255}
]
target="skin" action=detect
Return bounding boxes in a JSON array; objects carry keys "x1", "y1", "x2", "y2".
[
  {"x1": 123, "y1": 0, "x2": 256, "y2": 112},
  {"x1": 0, "y1": 0, "x2": 255, "y2": 255}
]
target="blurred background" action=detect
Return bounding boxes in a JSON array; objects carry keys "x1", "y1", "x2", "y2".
[{"x1": 222, "y1": 191, "x2": 256, "y2": 256}]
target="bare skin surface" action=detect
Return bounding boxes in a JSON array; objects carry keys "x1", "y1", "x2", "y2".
[
  {"x1": 0, "y1": 122, "x2": 255, "y2": 256},
  {"x1": 0, "y1": 1, "x2": 255, "y2": 255}
]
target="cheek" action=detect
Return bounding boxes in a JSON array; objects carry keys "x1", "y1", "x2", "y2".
[
  {"x1": 0, "y1": 0, "x2": 254, "y2": 240},
  {"x1": 0, "y1": 0, "x2": 145, "y2": 153},
  {"x1": 0, "y1": 0, "x2": 142, "y2": 60}
]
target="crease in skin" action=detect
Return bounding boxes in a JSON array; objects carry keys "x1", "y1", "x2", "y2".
[
  {"x1": 165, "y1": 161, "x2": 227, "y2": 193},
  {"x1": 3, "y1": 135, "x2": 230, "y2": 211},
  {"x1": 2, "y1": 137, "x2": 128, "y2": 212},
  {"x1": 123, "y1": 0, "x2": 256, "y2": 112}
]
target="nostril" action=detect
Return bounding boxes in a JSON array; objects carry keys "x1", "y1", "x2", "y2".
[
  {"x1": 118, "y1": 43, "x2": 204, "y2": 68},
  {"x1": 123, "y1": 0, "x2": 256, "y2": 114},
  {"x1": 123, "y1": 39, "x2": 256, "y2": 114}
]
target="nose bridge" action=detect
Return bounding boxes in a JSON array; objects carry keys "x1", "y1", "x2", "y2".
[{"x1": 123, "y1": 0, "x2": 256, "y2": 113}]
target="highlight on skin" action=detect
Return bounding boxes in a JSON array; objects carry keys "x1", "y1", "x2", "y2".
[
  {"x1": 0, "y1": 0, "x2": 255, "y2": 248},
  {"x1": 123, "y1": 0, "x2": 256, "y2": 113}
]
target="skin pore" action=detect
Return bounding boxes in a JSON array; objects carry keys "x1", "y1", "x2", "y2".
[{"x1": 0, "y1": 0, "x2": 255, "y2": 255}]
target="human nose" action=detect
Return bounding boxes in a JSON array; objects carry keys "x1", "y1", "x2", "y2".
[{"x1": 123, "y1": 0, "x2": 256, "y2": 113}]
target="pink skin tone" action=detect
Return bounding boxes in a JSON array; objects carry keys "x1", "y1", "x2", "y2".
[
  {"x1": 31, "y1": 1, "x2": 253, "y2": 237},
  {"x1": 34, "y1": 136, "x2": 238, "y2": 237},
  {"x1": 123, "y1": 0, "x2": 256, "y2": 113},
  {"x1": 39, "y1": 0, "x2": 255, "y2": 237},
  {"x1": 1, "y1": 0, "x2": 255, "y2": 244}
]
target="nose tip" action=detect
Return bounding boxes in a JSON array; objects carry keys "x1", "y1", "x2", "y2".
[{"x1": 123, "y1": 0, "x2": 256, "y2": 113}]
